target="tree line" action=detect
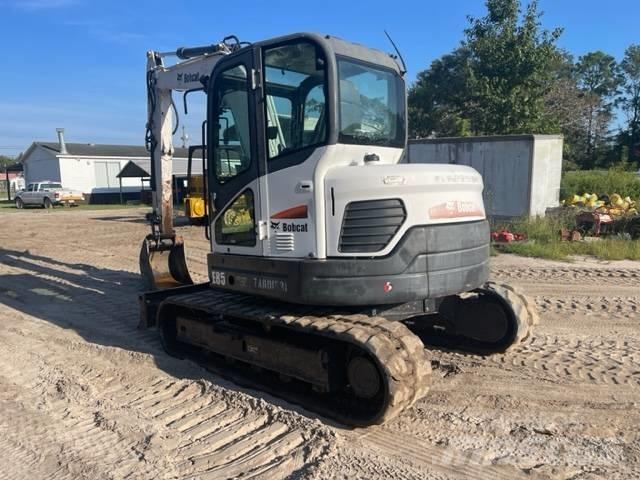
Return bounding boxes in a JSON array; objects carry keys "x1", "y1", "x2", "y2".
[{"x1": 408, "y1": 0, "x2": 640, "y2": 171}]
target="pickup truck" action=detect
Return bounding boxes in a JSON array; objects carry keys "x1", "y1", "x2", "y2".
[{"x1": 15, "y1": 181, "x2": 85, "y2": 209}]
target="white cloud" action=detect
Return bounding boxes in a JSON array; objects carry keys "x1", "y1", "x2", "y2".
[
  {"x1": 63, "y1": 19, "x2": 145, "y2": 44},
  {"x1": 5, "y1": 0, "x2": 78, "y2": 10}
]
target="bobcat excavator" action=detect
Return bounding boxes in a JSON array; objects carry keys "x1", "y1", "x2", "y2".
[{"x1": 138, "y1": 33, "x2": 538, "y2": 426}]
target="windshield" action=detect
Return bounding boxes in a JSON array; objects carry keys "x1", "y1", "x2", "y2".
[{"x1": 338, "y1": 58, "x2": 405, "y2": 148}]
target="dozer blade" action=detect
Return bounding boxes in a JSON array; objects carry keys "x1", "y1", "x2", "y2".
[{"x1": 139, "y1": 235, "x2": 194, "y2": 291}]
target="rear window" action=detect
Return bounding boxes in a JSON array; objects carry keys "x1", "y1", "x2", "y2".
[{"x1": 41, "y1": 183, "x2": 62, "y2": 189}]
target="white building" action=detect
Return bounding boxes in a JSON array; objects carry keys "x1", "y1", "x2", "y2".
[{"x1": 21, "y1": 129, "x2": 191, "y2": 203}]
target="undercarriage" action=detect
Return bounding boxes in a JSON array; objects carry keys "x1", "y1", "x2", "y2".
[{"x1": 140, "y1": 282, "x2": 537, "y2": 426}]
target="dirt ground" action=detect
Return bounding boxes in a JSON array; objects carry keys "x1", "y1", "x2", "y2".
[{"x1": 0, "y1": 208, "x2": 638, "y2": 480}]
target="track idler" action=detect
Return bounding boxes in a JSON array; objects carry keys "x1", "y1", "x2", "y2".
[{"x1": 139, "y1": 234, "x2": 193, "y2": 290}]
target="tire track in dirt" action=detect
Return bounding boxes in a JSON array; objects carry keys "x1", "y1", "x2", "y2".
[
  {"x1": 430, "y1": 334, "x2": 640, "y2": 388},
  {"x1": 491, "y1": 266, "x2": 640, "y2": 286},
  {"x1": 0, "y1": 231, "x2": 332, "y2": 480},
  {"x1": 534, "y1": 296, "x2": 639, "y2": 317},
  {"x1": 495, "y1": 335, "x2": 640, "y2": 386},
  {"x1": 348, "y1": 427, "x2": 548, "y2": 480},
  {"x1": 3, "y1": 210, "x2": 640, "y2": 479},
  {"x1": 0, "y1": 324, "x2": 332, "y2": 480}
]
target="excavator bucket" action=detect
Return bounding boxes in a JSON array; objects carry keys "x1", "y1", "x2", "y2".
[{"x1": 139, "y1": 235, "x2": 193, "y2": 291}]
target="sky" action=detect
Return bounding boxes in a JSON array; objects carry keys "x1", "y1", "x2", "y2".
[{"x1": 1, "y1": 0, "x2": 639, "y2": 157}]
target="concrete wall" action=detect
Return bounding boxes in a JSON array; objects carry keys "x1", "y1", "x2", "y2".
[
  {"x1": 408, "y1": 135, "x2": 563, "y2": 218},
  {"x1": 529, "y1": 137, "x2": 563, "y2": 217}
]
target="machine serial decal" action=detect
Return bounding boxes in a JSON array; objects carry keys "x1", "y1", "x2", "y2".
[
  {"x1": 429, "y1": 201, "x2": 484, "y2": 219},
  {"x1": 253, "y1": 277, "x2": 288, "y2": 293}
]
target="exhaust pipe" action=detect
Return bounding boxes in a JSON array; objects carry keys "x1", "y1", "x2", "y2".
[{"x1": 56, "y1": 128, "x2": 68, "y2": 154}]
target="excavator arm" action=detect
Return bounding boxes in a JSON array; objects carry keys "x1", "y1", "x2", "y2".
[{"x1": 140, "y1": 38, "x2": 240, "y2": 290}]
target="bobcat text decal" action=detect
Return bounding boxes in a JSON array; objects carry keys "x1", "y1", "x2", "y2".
[
  {"x1": 429, "y1": 201, "x2": 484, "y2": 219},
  {"x1": 270, "y1": 204, "x2": 309, "y2": 232}
]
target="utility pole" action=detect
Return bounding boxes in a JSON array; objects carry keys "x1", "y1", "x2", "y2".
[{"x1": 180, "y1": 126, "x2": 189, "y2": 149}]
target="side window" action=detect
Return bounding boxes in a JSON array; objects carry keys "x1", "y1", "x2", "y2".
[
  {"x1": 265, "y1": 95, "x2": 293, "y2": 158},
  {"x1": 263, "y1": 42, "x2": 327, "y2": 160},
  {"x1": 215, "y1": 190, "x2": 256, "y2": 246},
  {"x1": 214, "y1": 65, "x2": 252, "y2": 183},
  {"x1": 303, "y1": 85, "x2": 325, "y2": 145},
  {"x1": 27, "y1": 184, "x2": 35, "y2": 192}
]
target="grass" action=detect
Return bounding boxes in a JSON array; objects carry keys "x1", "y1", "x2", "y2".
[
  {"x1": 494, "y1": 215, "x2": 640, "y2": 261},
  {"x1": 0, "y1": 200, "x2": 147, "y2": 212},
  {"x1": 560, "y1": 169, "x2": 640, "y2": 200}
]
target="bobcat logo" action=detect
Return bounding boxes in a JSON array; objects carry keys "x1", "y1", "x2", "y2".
[{"x1": 270, "y1": 221, "x2": 280, "y2": 230}]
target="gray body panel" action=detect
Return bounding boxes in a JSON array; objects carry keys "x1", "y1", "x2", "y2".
[{"x1": 207, "y1": 220, "x2": 489, "y2": 306}]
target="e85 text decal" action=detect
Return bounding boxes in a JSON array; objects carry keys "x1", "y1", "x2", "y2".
[{"x1": 211, "y1": 271, "x2": 226, "y2": 286}]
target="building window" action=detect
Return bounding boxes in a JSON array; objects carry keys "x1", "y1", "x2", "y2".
[{"x1": 95, "y1": 161, "x2": 121, "y2": 188}]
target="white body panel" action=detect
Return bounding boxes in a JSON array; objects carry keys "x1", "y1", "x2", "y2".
[
  {"x1": 212, "y1": 144, "x2": 485, "y2": 260},
  {"x1": 325, "y1": 163, "x2": 485, "y2": 257}
]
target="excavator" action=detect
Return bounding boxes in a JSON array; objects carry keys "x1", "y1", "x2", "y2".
[{"x1": 138, "y1": 33, "x2": 538, "y2": 426}]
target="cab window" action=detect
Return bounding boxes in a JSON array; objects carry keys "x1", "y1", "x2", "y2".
[
  {"x1": 263, "y1": 41, "x2": 327, "y2": 160},
  {"x1": 215, "y1": 190, "x2": 256, "y2": 246}
]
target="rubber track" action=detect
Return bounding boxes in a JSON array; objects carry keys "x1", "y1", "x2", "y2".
[
  {"x1": 482, "y1": 281, "x2": 539, "y2": 351},
  {"x1": 163, "y1": 290, "x2": 433, "y2": 424}
]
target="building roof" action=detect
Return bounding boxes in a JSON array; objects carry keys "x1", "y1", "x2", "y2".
[{"x1": 34, "y1": 142, "x2": 190, "y2": 158}]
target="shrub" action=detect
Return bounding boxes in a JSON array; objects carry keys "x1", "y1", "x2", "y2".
[
  {"x1": 560, "y1": 170, "x2": 640, "y2": 201},
  {"x1": 494, "y1": 215, "x2": 640, "y2": 261}
]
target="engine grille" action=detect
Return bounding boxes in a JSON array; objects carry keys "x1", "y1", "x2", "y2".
[{"x1": 339, "y1": 199, "x2": 406, "y2": 253}]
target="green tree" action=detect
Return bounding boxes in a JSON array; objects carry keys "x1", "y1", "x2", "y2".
[
  {"x1": 408, "y1": 48, "x2": 471, "y2": 138},
  {"x1": 620, "y1": 44, "x2": 640, "y2": 164},
  {"x1": 541, "y1": 51, "x2": 594, "y2": 168},
  {"x1": 462, "y1": 0, "x2": 563, "y2": 134},
  {"x1": 574, "y1": 51, "x2": 623, "y2": 168},
  {"x1": 0, "y1": 155, "x2": 18, "y2": 170}
]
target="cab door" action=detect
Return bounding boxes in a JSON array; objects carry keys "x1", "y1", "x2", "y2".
[
  {"x1": 23, "y1": 183, "x2": 36, "y2": 204},
  {"x1": 207, "y1": 48, "x2": 266, "y2": 256}
]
